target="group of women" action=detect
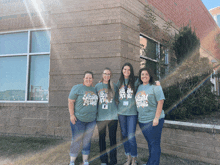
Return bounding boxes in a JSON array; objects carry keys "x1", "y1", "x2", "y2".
[{"x1": 68, "y1": 62, "x2": 165, "y2": 165}]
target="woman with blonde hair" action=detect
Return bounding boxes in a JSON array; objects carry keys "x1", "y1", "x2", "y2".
[{"x1": 95, "y1": 67, "x2": 118, "y2": 165}]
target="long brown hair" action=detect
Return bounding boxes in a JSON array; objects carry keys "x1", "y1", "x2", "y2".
[
  {"x1": 100, "y1": 68, "x2": 115, "y2": 102},
  {"x1": 119, "y1": 62, "x2": 136, "y2": 93}
]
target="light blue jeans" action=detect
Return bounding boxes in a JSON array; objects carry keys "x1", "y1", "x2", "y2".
[
  {"x1": 70, "y1": 119, "x2": 96, "y2": 157},
  {"x1": 118, "y1": 115, "x2": 138, "y2": 157}
]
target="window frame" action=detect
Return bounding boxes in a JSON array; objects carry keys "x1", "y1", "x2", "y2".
[
  {"x1": 140, "y1": 33, "x2": 169, "y2": 79},
  {"x1": 0, "y1": 28, "x2": 50, "y2": 103}
]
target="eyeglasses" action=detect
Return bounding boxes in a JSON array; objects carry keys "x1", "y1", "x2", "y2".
[{"x1": 103, "y1": 73, "x2": 111, "y2": 76}]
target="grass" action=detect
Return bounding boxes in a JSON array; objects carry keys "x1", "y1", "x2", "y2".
[
  {"x1": 0, "y1": 136, "x2": 63, "y2": 157},
  {"x1": 0, "y1": 136, "x2": 213, "y2": 165},
  {"x1": 0, "y1": 135, "x2": 64, "y2": 165}
]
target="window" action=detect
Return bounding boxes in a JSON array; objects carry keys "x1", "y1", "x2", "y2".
[
  {"x1": 140, "y1": 34, "x2": 168, "y2": 79},
  {"x1": 0, "y1": 29, "x2": 50, "y2": 102}
]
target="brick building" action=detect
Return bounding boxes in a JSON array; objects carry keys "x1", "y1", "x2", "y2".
[
  {"x1": 0, "y1": 0, "x2": 219, "y2": 138},
  {"x1": 210, "y1": 6, "x2": 220, "y2": 27}
]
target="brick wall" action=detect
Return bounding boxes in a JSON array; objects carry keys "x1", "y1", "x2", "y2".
[
  {"x1": 136, "y1": 120, "x2": 220, "y2": 164},
  {"x1": 144, "y1": 0, "x2": 220, "y2": 60}
]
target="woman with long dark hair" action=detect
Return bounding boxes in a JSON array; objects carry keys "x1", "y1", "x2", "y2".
[
  {"x1": 135, "y1": 67, "x2": 165, "y2": 165},
  {"x1": 95, "y1": 67, "x2": 118, "y2": 165},
  {"x1": 117, "y1": 62, "x2": 138, "y2": 165}
]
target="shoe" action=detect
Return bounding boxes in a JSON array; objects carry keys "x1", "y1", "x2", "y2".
[
  {"x1": 101, "y1": 163, "x2": 107, "y2": 165},
  {"x1": 124, "y1": 155, "x2": 131, "y2": 165},
  {"x1": 131, "y1": 157, "x2": 138, "y2": 165},
  {"x1": 83, "y1": 161, "x2": 89, "y2": 165},
  {"x1": 109, "y1": 162, "x2": 117, "y2": 165},
  {"x1": 69, "y1": 161, "x2": 75, "y2": 165}
]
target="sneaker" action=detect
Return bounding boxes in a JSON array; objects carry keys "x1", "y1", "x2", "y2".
[
  {"x1": 101, "y1": 163, "x2": 107, "y2": 165},
  {"x1": 69, "y1": 161, "x2": 75, "y2": 165},
  {"x1": 83, "y1": 161, "x2": 89, "y2": 165}
]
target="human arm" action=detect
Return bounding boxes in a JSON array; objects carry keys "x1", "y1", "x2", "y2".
[
  {"x1": 153, "y1": 99, "x2": 164, "y2": 126},
  {"x1": 155, "y1": 81, "x2": 160, "y2": 86},
  {"x1": 68, "y1": 98, "x2": 77, "y2": 124}
]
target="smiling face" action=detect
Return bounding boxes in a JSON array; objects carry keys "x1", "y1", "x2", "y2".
[
  {"x1": 123, "y1": 65, "x2": 131, "y2": 79},
  {"x1": 141, "y1": 70, "x2": 150, "y2": 85},
  {"x1": 102, "y1": 69, "x2": 111, "y2": 84},
  {"x1": 83, "y1": 73, "x2": 93, "y2": 87}
]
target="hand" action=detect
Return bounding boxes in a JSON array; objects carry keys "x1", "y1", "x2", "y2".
[
  {"x1": 70, "y1": 115, "x2": 77, "y2": 125},
  {"x1": 155, "y1": 81, "x2": 160, "y2": 86},
  {"x1": 153, "y1": 117, "x2": 159, "y2": 126}
]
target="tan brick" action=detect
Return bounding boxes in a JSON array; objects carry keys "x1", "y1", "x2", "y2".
[
  {"x1": 51, "y1": 0, "x2": 120, "y2": 14},
  {"x1": 51, "y1": 40, "x2": 121, "y2": 60},
  {"x1": 51, "y1": 24, "x2": 121, "y2": 44},
  {"x1": 54, "y1": 127, "x2": 71, "y2": 137},
  {"x1": 25, "y1": 126, "x2": 40, "y2": 135},
  {"x1": 8, "y1": 117, "x2": 21, "y2": 126},
  {"x1": 51, "y1": 8, "x2": 120, "y2": 28}
]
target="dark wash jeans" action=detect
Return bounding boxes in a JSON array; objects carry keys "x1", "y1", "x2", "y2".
[
  {"x1": 97, "y1": 120, "x2": 118, "y2": 165},
  {"x1": 139, "y1": 118, "x2": 164, "y2": 165}
]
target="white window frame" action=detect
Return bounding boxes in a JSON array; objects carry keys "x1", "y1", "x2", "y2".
[
  {"x1": 140, "y1": 33, "x2": 169, "y2": 79},
  {"x1": 0, "y1": 28, "x2": 50, "y2": 103}
]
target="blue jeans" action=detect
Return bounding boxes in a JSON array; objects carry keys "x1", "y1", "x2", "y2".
[
  {"x1": 118, "y1": 115, "x2": 138, "y2": 157},
  {"x1": 139, "y1": 118, "x2": 164, "y2": 165},
  {"x1": 70, "y1": 119, "x2": 96, "y2": 157},
  {"x1": 97, "y1": 120, "x2": 118, "y2": 165}
]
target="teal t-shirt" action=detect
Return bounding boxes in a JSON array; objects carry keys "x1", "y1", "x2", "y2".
[
  {"x1": 68, "y1": 84, "x2": 98, "y2": 122},
  {"x1": 116, "y1": 79, "x2": 139, "y2": 115},
  {"x1": 135, "y1": 84, "x2": 165, "y2": 123},
  {"x1": 95, "y1": 82, "x2": 118, "y2": 121}
]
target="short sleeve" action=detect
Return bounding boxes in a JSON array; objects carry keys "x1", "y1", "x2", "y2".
[
  {"x1": 68, "y1": 84, "x2": 80, "y2": 100},
  {"x1": 153, "y1": 85, "x2": 165, "y2": 102},
  {"x1": 134, "y1": 79, "x2": 140, "y2": 91},
  {"x1": 95, "y1": 83, "x2": 98, "y2": 94},
  {"x1": 116, "y1": 80, "x2": 120, "y2": 89},
  {"x1": 114, "y1": 83, "x2": 119, "y2": 100}
]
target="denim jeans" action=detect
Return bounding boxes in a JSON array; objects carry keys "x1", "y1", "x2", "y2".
[
  {"x1": 70, "y1": 119, "x2": 96, "y2": 157},
  {"x1": 139, "y1": 118, "x2": 164, "y2": 165},
  {"x1": 97, "y1": 120, "x2": 118, "y2": 165},
  {"x1": 118, "y1": 115, "x2": 138, "y2": 157}
]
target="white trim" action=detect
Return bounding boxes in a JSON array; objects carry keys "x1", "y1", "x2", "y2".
[
  {"x1": 29, "y1": 52, "x2": 50, "y2": 55},
  {"x1": 25, "y1": 30, "x2": 31, "y2": 101},
  {"x1": 0, "y1": 28, "x2": 51, "y2": 35},
  {"x1": 140, "y1": 33, "x2": 160, "y2": 44},
  {"x1": 140, "y1": 55, "x2": 158, "y2": 63},
  {"x1": 0, "y1": 28, "x2": 51, "y2": 103},
  {"x1": 0, "y1": 101, "x2": 48, "y2": 103},
  {"x1": 0, "y1": 53, "x2": 27, "y2": 56}
]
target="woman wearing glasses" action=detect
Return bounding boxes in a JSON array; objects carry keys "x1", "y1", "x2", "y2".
[{"x1": 95, "y1": 68, "x2": 118, "y2": 165}]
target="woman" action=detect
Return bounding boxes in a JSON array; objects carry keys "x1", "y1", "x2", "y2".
[
  {"x1": 135, "y1": 67, "x2": 165, "y2": 165},
  {"x1": 117, "y1": 62, "x2": 138, "y2": 165},
  {"x1": 95, "y1": 67, "x2": 118, "y2": 165},
  {"x1": 68, "y1": 71, "x2": 98, "y2": 165}
]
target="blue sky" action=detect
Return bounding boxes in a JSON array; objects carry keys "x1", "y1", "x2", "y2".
[{"x1": 201, "y1": 0, "x2": 220, "y2": 10}]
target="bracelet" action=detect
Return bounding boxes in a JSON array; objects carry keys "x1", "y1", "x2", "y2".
[
  {"x1": 154, "y1": 117, "x2": 159, "y2": 120},
  {"x1": 70, "y1": 114, "x2": 75, "y2": 116}
]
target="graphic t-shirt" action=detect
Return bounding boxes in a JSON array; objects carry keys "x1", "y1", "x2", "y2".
[
  {"x1": 68, "y1": 84, "x2": 98, "y2": 122},
  {"x1": 116, "y1": 79, "x2": 138, "y2": 115},
  {"x1": 95, "y1": 82, "x2": 118, "y2": 121},
  {"x1": 135, "y1": 84, "x2": 165, "y2": 123}
]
